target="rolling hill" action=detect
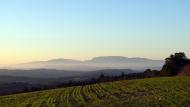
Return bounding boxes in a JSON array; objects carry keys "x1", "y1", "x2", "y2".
[
  {"x1": 0, "y1": 69, "x2": 84, "y2": 78},
  {"x1": 0, "y1": 76, "x2": 190, "y2": 107},
  {"x1": 0, "y1": 69, "x2": 137, "y2": 79},
  {"x1": 0, "y1": 69, "x2": 139, "y2": 95}
]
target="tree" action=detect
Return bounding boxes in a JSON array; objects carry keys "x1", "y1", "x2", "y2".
[
  {"x1": 161, "y1": 52, "x2": 189, "y2": 76},
  {"x1": 120, "y1": 72, "x2": 125, "y2": 79},
  {"x1": 97, "y1": 74, "x2": 106, "y2": 82},
  {"x1": 144, "y1": 69, "x2": 152, "y2": 73},
  {"x1": 99, "y1": 74, "x2": 105, "y2": 79},
  {"x1": 144, "y1": 69, "x2": 160, "y2": 77}
]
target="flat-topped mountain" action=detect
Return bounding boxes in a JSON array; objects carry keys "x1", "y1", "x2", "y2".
[
  {"x1": 88, "y1": 56, "x2": 158, "y2": 63},
  {"x1": 10, "y1": 56, "x2": 164, "y2": 71}
]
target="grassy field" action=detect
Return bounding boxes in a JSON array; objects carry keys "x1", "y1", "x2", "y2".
[{"x1": 0, "y1": 76, "x2": 190, "y2": 107}]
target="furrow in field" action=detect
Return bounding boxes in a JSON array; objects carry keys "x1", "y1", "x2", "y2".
[
  {"x1": 98, "y1": 83, "x2": 119, "y2": 100},
  {"x1": 68, "y1": 87, "x2": 85, "y2": 107},
  {"x1": 61, "y1": 88, "x2": 73, "y2": 107},
  {"x1": 54, "y1": 90, "x2": 65, "y2": 107}
]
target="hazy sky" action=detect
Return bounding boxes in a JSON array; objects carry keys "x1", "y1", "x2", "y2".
[{"x1": 0, "y1": 0, "x2": 190, "y2": 64}]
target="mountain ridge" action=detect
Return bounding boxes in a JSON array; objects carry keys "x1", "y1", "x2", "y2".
[{"x1": 10, "y1": 56, "x2": 164, "y2": 71}]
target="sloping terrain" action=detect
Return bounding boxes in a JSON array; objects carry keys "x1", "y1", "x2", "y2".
[{"x1": 0, "y1": 77, "x2": 190, "y2": 107}]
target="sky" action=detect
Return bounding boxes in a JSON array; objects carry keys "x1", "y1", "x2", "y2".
[{"x1": 0, "y1": 0, "x2": 190, "y2": 65}]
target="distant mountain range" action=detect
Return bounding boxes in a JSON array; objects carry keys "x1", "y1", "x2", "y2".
[{"x1": 10, "y1": 56, "x2": 164, "y2": 71}]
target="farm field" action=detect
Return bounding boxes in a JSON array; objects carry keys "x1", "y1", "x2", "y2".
[{"x1": 1, "y1": 76, "x2": 190, "y2": 107}]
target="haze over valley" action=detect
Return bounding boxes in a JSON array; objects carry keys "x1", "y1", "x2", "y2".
[{"x1": 9, "y1": 56, "x2": 164, "y2": 71}]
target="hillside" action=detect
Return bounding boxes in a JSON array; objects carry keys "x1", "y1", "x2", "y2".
[{"x1": 1, "y1": 77, "x2": 190, "y2": 107}]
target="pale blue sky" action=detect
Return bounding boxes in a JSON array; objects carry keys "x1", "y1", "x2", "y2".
[{"x1": 0, "y1": 0, "x2": 190, "y2": 64}]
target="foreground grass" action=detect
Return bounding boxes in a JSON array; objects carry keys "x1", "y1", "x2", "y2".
[{"x1": 0, "y1": 76, "x2": 190, "y2": 107}]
